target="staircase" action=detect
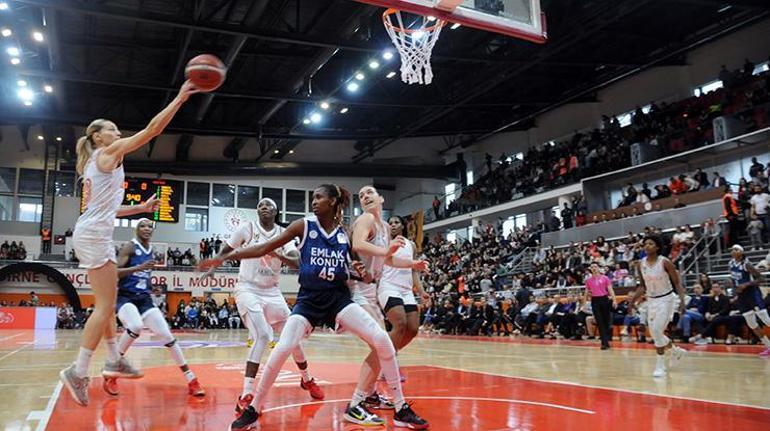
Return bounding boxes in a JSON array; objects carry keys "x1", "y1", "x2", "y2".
[
  {"x1": 681, "y1": 234, "x2": 770, "y2": 288},
  {"x1": 504, "y1": 247, "x2": 536, "y2": 274},
  {"x1": 40, "y1": 138, "x2": 60, "y2": 257}
]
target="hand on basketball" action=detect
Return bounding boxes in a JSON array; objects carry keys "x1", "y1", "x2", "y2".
[
  {"x1": 412, "y1": 259, "x2": 430, "y2": 273},
  {"x1": 143, "y1": 193, "x2": 160, "y2": 213},
  {"x1": 176, "y1": 80, "x2": 201, "y2": 103},
  {"x1": 387, "y1": 236, "x2": 407, "y2": 257},
  {"x1": 198, "y1": 258, "x2": 223, "y2": 272}
]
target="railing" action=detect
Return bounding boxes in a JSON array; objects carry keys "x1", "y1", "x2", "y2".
[{"x1": 678, "y1": 233, "x2": 721, "y2": 276}]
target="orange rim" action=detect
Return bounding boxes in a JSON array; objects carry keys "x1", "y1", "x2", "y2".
[{"x1": 382, "y1": 8, "x2": 446, "y2": 34}]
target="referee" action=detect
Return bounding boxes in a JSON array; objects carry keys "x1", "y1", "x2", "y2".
[{"x1": 584, "y1": 262, "x2": 616, "y2": 350}]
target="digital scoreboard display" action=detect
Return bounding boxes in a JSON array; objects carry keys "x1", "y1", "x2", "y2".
[{"x1": 80, "y1": 177, "x2": 181, "y2": 223}]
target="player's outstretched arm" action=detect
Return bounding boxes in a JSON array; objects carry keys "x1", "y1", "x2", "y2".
[{"x1": 97, "y1": 81, "x2": 199, "y2": 171}]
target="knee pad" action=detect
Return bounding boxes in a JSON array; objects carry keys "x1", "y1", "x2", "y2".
[
  {"x1": 126, "y1": 327, "x2": 141, "y2": 339},
  {"x1": 743, "y1": 312, "x2": 759, "y2": 329},
  {"x1": 756, "y1": 309, "x2": 770, "y2": 326},
  {"x1": 164, "y1": 338, "x2": 177, "y2": 348}
]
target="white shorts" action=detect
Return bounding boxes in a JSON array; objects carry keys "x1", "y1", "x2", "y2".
[
  {"x1": 378, "y1": 282, "x2": 417, "y2": 312},
  {"x1": 350, "y1": 280, "x2": 378, "y2": 307},
  {"x1": 647, "y1": 293, "x2": 676, "y2": 347},
  {"x1": 72, "y1": 233, "x2": 116, "y2": 269},
  {"x1": 234, "y1": 286, "x2": 290, "y2": 326}
]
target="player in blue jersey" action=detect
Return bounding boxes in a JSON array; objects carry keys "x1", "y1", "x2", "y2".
[
  {"x1": 199, "y1": 184, "x2": 428, "y2": 431},
  {"x1": 106, "y1": 218, "x2": 206, "y2": 396},
  {"x1": 728, "y1": 244, "x2": 770, "y2": 356}
]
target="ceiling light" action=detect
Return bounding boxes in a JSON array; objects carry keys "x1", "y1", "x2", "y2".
[
  {"x1": 273, "y1": 149, "x2": 280, "y2": 154},
  {"x1": 320, "y1": 101, "x2": 330, "y2": 110},
  {"x1": 23, "y1": 100, "x2": 32, "y2": 106},
  {"x1": 450, "y1": 23, "x2": 461, "y2": 30},
  {"x1": 43, "y1": 84, "x2": 53, "y2": 93},
  {"x1": 355, "y1": 72, "x2": 365, "y2": 81},
  {"x1": 6, "y1": 46, "x2": 19, "y2": 56},
  {"x1": 289, "y1": 150, "x2": 294, "y2": 154},
  {"x1": 302, "y1": 118, "x2": 311, "y2": 125},
  {"x1": 310, "y1": 112, "x2": 322, "y2": 124},
  {"x1": 386, "y1": 71, "x2": 397, "y2": 79},
  {"x1": 56, "y1": 136, "x2": 62, "y2": 141},
  {"x1": 717, "y1": 5, "x2": 732, "y2": 13},
  {"x1": 0, "y1": 3, "x2": 8, "y2": 11},
  {"x1": 340, "y1": 107, "x2": 349, "y2": 114},
  {"x1": 10, "y1": 57, "x2": 19, "y2": 65},
  {"x1": 382, "y1": 51, "x2": 394, "y2": 60},
  {"x1": 1, "y1": 28, "x2": 11, "y2": 37},
  {"x1": 37, "y1": 135, "x2": 44, "y2": 140},
  {"x1": 32, "y1": 31, "x2": 44, "y2": 42},
  {"x1": 346, "y1": 82, "x2": 359, "y2": 92},
  {"x1": 18, "y1": 88, "x2": 34, "y2": 101},
  {"x1": 368, "y1": 60, "x2": 380, "y2": 69},
  {"x1": 17, "y1": 79, "x2": 26, "y2": 87}
]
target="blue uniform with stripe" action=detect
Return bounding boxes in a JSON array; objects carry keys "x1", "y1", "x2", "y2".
[
  {"x1": 729, "y1": 258, "x2": 765, "y2": 313},
  {"x1": 291, "y1": 216, "x2": 353, "y2": 327},
  {"x1": 116, "y1": 239, "x2": 156, "y2": 315}
]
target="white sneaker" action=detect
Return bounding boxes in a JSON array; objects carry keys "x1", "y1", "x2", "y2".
[
  {"x1": 669, "y1": 346, "x2": 686, "y2": 369},
  {"x1": 652, "y1": 366, "x2": 667, "y2": 378},
  {"x1": 693, "y1": 337, "x2": 710, "y2": 346}
]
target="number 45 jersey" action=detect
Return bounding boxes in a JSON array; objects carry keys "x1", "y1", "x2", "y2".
[{"x1": 297, "y1": 215, "x2": 351, "y2": 294}]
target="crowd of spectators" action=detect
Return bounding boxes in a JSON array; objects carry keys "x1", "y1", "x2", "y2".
[
  {"x1": 170, "y1": 297, "x2": 242, "y2": 330},
  {"x1": 199, "y1": 236, "x2": 223, "y2": 260},
  {"x1": 0, "y1": 241, "x2": 27, "y2": 260},
  {"x1": 431, "y1": 56, "x2": 770, "y2": 224}
]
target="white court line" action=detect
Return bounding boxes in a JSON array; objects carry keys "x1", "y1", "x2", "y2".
[
  {"x1": 32, "y1": 381, "x2": 62, "y2": 431},
  {"x1": 261, "y1": 396, "x2": 594, "y2": 415},
  {"x1": 0, "y1": 332, "x2": 25, "y2": 342},
  {"x1": 431, "y1": 365, "x2": 770, "y2": 412},
  {"x1": 0, "y1": 343, "x2": 31, "y2": 362}
]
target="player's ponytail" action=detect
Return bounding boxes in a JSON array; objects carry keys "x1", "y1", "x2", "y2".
[{"x1": 76, "y1": 119, "x2": 109, "y2": 176}]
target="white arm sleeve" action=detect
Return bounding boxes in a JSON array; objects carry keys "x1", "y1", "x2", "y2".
[{"x1": 226, "y1": 222, "x2": 252, "y2": 249}]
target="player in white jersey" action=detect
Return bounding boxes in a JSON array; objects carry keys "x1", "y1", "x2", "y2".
[
  {"x1": 347, "y1": 186, "x2": 429, "y2": 421},
  {"x1": 204, "y1": 198, "x2": 324, "y2": 420},
  {"x1": 60, "y1": 81, "x2": 199, "y2": 407},
  {"x1": 628, "y1": 235, "x2": 687, "y2": 378},
  {"x1": 379, "y1": 216, "x2": 428, "y2": 357}
]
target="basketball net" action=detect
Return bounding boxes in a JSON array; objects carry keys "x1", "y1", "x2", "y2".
[{"x1": 383, "y1": 9, "x2": 445, "y2": 85}]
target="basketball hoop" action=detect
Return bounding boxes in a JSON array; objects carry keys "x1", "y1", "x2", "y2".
[{"x1": 382, "y1": 8, "x2": 446, "y2": 85}]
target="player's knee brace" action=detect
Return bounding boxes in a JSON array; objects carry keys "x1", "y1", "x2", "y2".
[
  {"x1": 756, "y1": 309, "x2": 770, "y2": 326},
  {"x1": 164, "y1": 338, "x2": 177, "y2": 348},
  {"x1": 744, "y1": 312, "x2": 759, "y2": 329},
  {"x1": 126, "y1": 326, "x2": 142, "y2": 338}
]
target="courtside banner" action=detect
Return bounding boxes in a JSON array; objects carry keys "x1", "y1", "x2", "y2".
[{"x1": 0, "y1": 307, "x2": 36, "y2": 329}]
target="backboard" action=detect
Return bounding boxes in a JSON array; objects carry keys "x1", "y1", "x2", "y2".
[{"x1": 355, "y1": 0, "x2": 546, "y2": 43}]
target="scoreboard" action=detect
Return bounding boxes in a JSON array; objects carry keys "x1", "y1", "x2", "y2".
[{"x1": 80, "y1": 177, "x2": 182, "y2": 223}]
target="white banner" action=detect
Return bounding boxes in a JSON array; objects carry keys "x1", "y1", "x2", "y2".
[{"x1": 0, "y1": 267, "x2": 300, "y2": 294}]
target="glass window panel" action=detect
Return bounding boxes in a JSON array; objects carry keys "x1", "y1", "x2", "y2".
[
  {"x1": 17, "y1": 196, "x2": 42, "y2": 222},
  {"x1": 18, "y1": 168, "x2": 44, "y2": 195},
  {"x1": 0, "y1": 195, "x2": 13, "y2": 221},
  {"x1": 212, "y1": 183, "x2": 235, "y2": 207},
  {"x1": 285, "y1": 189, "x2": 305, "y2": 213},
  {"x1": 186, "y1": 182, "x2": 210, "y2": 206},
  {"x1": 54, "y1": 171, "x2": 76, "y2": 197},
  {"x1": 284, "y1": 213, "x2": 304, "y2": 224},
  {"x1": 237, "y1": 185, "x2": 259, "y2": 209},
  {"x1": 262, "y1": 188, "x2": 283, "y2": 211},
  {"x1": 0, "y1": 167, "x2": 16, "y2": 193},
  {"x1": 185, "y1": 207, "x2": 209, "y2": 232}
]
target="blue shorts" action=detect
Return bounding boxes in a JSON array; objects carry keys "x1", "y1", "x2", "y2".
[
  {"x1": 292, "y1": 287, "x2": 353, "y2": 328},
  {"x1": 116, "y1": 292, "x2": 156, "y2": 316},
  {"x1": 737, "y1": 286, "x2": 766, "y2": 314}
]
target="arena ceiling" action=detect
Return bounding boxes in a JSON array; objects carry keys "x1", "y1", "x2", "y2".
[{"x1": 0, "y1": 0, "x2": 768, "y2": 177}]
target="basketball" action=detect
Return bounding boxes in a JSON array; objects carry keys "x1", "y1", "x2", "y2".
[{"x1": 184, "y1": 54, "x2": 226, "y2": 92}]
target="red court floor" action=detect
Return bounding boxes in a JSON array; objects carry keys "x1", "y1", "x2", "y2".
[{"x1": 47, "y1": 362, "x2": 770, "y2": 430}]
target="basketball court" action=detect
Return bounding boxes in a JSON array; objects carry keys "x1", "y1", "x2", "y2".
[{"x1": 2, "y1": 328, "x2": 769, "y2": 430}]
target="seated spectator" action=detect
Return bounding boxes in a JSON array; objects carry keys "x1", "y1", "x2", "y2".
[
  {"x1": 691, "y1": 283, "x2": 742, "y2": 344},
  {"x1": 678, "y1": 284, "x2": 708, "y2": 342}
]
